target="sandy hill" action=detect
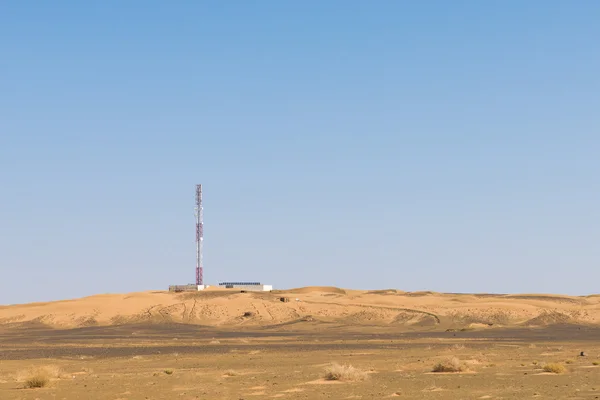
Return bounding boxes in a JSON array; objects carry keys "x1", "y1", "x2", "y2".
[{"x1": 1, "y1": 287, "x2": 599, "y2": 330}]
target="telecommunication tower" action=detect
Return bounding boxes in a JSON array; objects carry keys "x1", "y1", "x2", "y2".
[{"x1": 195, "y1": 184, "x2": 204, "y2": 286}]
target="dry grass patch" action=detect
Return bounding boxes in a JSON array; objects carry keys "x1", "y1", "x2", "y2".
[
  {"x1": 324, "y1": 363, "x2": 368, "y2": 381},
  {"x1": 24, "y1": 375, "x2": 48, "y2": 389},
  {"x1": 19, "y1": 365, "x2": 62, "y2": 389},
  {"x1": 543, "y1": 363, "x2": 566, "y2": 374},
  {"x1": 224, "y1": 370, "x2": 238, "y2": 377},
  {"x1": 432, "y1": 357, "x2": 466, "y2": 373}
]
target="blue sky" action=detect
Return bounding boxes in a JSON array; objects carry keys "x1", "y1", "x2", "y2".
[{"x1": 1, "y1": 1, "x2": 599, "y2": 304}]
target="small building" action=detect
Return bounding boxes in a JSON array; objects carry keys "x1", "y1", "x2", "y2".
[
  {"x1": 168, "y1": 284, "x2": 206, "y2": 292},
  {"x1": 218, "y1": 282, "x2": 273, "y2": 292}
]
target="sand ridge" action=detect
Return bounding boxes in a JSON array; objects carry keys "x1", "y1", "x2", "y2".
[{"x1": 1, "y1": 287, "x2": 599, "y2": 329}]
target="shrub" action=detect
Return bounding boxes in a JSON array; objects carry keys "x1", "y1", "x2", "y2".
[
  {"x1": 324, "y1": 363, "x2": 368, "y2": 381},
  {"x1": 592, "y1": 361, "x2": 599, "y2": 366},
  {"x1": 432, "y1": 357, "x2": 465, "y2": 373},
  {"x1": 24, "y1": 375, "x2": 48, "y2": 389},
  {"x1": 543, "y1": 363, "x2": 566, "y2": 374},
  {"x1": 164, "y1": 369, "x2": 173, "y2": 375},
  {"x1": 19, "y1": 365, "x2": 62, "y2": 389}
]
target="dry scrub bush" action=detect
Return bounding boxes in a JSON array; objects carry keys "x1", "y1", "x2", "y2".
[
  {"x1": 24, "y1": 375, "x2": 48, "y2": 389},
  {"x1": 543, "y1": 363, "x2": 566, "y2": 374},
  {"x1": 593, "y1": 361, "x2": 599, "y2": 366},
  {"x1": 224, "y1": 370, "x2": 238, "y2": 377},
  {"x1": 324, "y1": 363, "x2": 368, "y2": 381},
  {"x1": 432, "y1": 357, "x2": 465, "y2": 373},
  {"x1": 164, "y1": 369, "x2": 173, "y2": 375},
  {"x1": 19, "y1": 365, "x2": 62, "y2": 389}
]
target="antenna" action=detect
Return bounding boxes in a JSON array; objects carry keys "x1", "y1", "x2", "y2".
[{"x1": 195, "y1": 184, "x2": 203, "y2": 286}]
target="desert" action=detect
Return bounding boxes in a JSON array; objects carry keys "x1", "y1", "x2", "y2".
[
  {"x1": 1, "y1": 286, "x2": 600, "y2": 399},
  {"x1": 4, "y1": 1, "x2": 598, "y2": 399}
]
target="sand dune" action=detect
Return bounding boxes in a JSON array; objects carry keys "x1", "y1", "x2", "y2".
[
  {"x1": 1, "y1": 287, "x2": 599, "y2": 330},
  {"x1": 281, "y1": 286, "x2": 348, "y2": 295}
]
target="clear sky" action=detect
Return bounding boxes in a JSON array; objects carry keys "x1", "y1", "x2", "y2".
[{"x1": 1, "y1": 1, "x2": 599, "y2": 304}]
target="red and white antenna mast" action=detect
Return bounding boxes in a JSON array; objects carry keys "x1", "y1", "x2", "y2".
[{"x1": 195, "y1": 184, "x2": 204, "y2": 286}]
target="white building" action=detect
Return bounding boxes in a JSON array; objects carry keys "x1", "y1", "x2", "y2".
[
  {"x1": 168, "y1": 284, "x2": 206, "y2": 292},
  {"x1": 218, "y1": 282, "x2": 273, "y2": 292}
]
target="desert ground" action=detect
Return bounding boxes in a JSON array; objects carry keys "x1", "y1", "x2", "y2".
[{"x1": 1, "y1": 287, "x2": 600, "y2": 399}]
